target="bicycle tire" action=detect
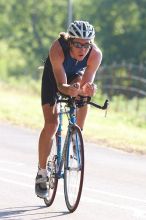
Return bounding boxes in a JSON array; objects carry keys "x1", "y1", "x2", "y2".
[
  {"x1": 44, "y1": 137, "x2": 58, "y2": 207},
  {"x1": 64, "y1": 125, "x2": 84, "y2": 212}
]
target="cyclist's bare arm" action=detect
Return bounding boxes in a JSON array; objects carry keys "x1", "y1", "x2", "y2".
[
  {"x1": 79, "y1": 45, "x2": 102, "y2": 96},
  {"x1": 49, "y1": 40, "x2": 80, "y2": 97}
]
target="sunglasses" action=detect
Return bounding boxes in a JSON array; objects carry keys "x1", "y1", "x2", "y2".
[{"x1": 72, "y1": 41, "x2": 92, "y2": 49}]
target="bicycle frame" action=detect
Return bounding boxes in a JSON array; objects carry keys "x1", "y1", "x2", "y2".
[
  {"x1": 55, "y1": 96, "x2": 109, "y2": 179},
  {"x1": 55, "y1": 101, "x2": 77, "y2": 179}
]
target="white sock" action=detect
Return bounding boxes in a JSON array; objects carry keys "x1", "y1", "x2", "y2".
[{"x1": 38, "y1": 168, "x2": 48, "y2": 177}]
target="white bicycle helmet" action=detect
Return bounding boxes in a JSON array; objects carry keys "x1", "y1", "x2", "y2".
[{"x1": 67, "y1": 20, "x2": 95, "y2": 40}]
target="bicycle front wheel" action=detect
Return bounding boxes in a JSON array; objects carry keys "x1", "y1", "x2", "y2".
[
  {"x1": 64, "y1": 125, "x2": 84, "y2": 212},
  {"x1": 44, "y1": 137, "x2": 58, "y2": 207}
]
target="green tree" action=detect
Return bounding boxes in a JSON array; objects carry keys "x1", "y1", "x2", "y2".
[
  {"x1": 0, "y1": 0, "x2": 146, "y2": 79},
  {"x1": 73, "y1": 0, "x2": 146, "y2": 64},
  {"x1": 0, "y1": 0, "x2": 68, "y2": 78}
]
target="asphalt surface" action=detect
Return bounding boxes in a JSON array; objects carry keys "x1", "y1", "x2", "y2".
[{"x1": 0, "y1": 122, "x2": 146, "y2": 220}]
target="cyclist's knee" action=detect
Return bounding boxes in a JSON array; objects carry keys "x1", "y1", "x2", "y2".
[
  {"x1": 43, "y1": 119, "x2": 59, "y2": 135},
  {"x1": 44, "y1": 120, "x2": 59, "y2": 129}
]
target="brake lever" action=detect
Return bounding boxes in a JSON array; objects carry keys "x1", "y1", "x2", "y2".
[{"x1": 102, "y1": 99, "x2": 109, "y2": 117}]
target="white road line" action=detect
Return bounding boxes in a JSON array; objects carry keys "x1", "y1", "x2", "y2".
[
  {"x1": 0, "y1": 177, "x2": 33, "y2": 188},
  {"x1": 81, "y1": 196, "x2": 146, "y2": 218},
  {"x1": 0, "y1": 167, "x2": 146, "y2": 204},
  {"x1": 83, "y1": 186, "x2": 146, "y2": 204},
  {"x1": 0, "y1": 168, "x2": 32, "y2": 177},
  {"x1": 0, "y1": 160, "x2": 24, "y2": 166},
  {"x1": 59, "y1": 181, "x2": 146, "y2": 204},
  {"x1": 0, "y1": 177, "x2": 146, "y2": 215}
]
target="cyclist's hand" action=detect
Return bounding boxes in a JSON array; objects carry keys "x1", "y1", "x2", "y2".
[
  {"x1": 82, "y1": 83, "x2": 97, "y2": 97},
  {"x1": 68, "y1": 83, "x2": 80, "y2": 97},
  {"x1": 58, "y1": 83, "x2": 80, "y2": 97}
]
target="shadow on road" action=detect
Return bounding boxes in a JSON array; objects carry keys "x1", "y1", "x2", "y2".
[{"x1": 0, "y1": 205, "x2": 69, "y2": 219}]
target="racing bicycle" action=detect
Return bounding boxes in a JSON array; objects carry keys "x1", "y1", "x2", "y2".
[{"x1": 43, "y1": 95, "x2": 109, "y2": 212}]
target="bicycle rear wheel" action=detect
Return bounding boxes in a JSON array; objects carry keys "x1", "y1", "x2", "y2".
[
  {"x1": 64, "y1": 125, "x2": 84, "y2": 212},
  {"x1": 44, "y1": 137, "x2": 58, "y2": 207}
]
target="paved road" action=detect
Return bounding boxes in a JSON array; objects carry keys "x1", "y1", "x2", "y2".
[{"x1": 0, "y1": 123, "x2": 146, "y2": 220}]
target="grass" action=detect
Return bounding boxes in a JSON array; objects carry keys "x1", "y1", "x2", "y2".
[
  {"x1": 0, "y1": 78, "x2": 146, "y2": 154},
  {"x1": 85, "y1": 109, "x2": 146, "y2": 153},
  {"x1": 0, "y1": 79, "x2": 43, "y2": 128}
]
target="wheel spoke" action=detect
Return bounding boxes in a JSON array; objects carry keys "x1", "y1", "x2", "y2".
[
  {"x1": 44, "y1": 138, "x2": 58, "y2": 207},
  {"x1": 64, "y1": 125, "x2": 84, "y2": 212}
]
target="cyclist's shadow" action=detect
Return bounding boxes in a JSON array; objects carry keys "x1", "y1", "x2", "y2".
[{"x1": 0, "y1": 205, "x2": 69, "y2": 219}]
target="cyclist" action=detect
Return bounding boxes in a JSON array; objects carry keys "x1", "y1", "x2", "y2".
[{"x1": 35, "y1": 20, "x2": 102, "y2": 198}]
